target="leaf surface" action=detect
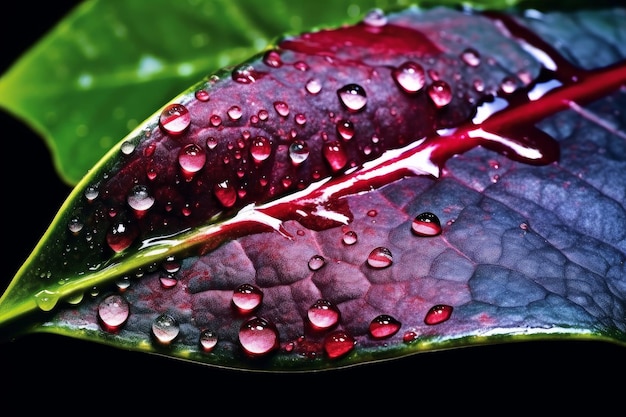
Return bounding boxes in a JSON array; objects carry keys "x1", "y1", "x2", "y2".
[{"x1": 1, "y1": 4, "x2": 624, "y2": 371}]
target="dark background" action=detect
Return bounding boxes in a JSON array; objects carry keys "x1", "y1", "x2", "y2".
[{"x1": 1, "y1": 0, "x2": 623, "y2": 409}]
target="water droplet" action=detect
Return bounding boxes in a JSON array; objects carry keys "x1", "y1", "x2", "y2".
[
  {"x1": 178, "y1": 143, "x2": 206, "y2": 174},
  {"x1": 323, "y1": 330, "x2": 355, "y2": 359},
  {"x1": 424, "y1": 304, "x2": 453, "y2": 325},
  {"x1": 411, "y1": 212, "x2": 442, "y2": 236},
  {"x1": 127, "y1": 185, "x2": 155, "y2": 212},
  {"x1": 232, "y1": 283, "x2": 263, "y2": 313},
  {"x1": 199, "y1": 329, "x2": 218, "y2": 352},
  {"x1": 336, "y1": 119, "x2": 355, "y2": 140},
  {"x1": 195, "y1": 89, "x2": 210, "y2": 102},
  {"x1": 427, "y1": 80, "x2": 452, "y2": 108},
  {"x1": 35, "y1": 289, "x2": 59, "y2": 312},
  {"x1": 84, "y1": 185, "x2": 99, "y2": 202},
  {"x1": 392, "y1": 61, "x2": 426, "y2": 93},
  {"x1": 106, "y1": 220, "x2": 138, "y2": 253},
  {"x1": 263, "y1": 50, "x2": 282, "y2": 68},
  {"x1": 214, "y1": 180, "x2": 237, "y2": 208},
  {"x1": 206, "y1": 136, "x2": 218, "y2": 150},
  {"x1": 120, "y1": 140, "x2": 136, "y2": 155},
  {"x1": 232, "y1": 64, "x2": 261, "y2": 84},
  {"x1": 289, "y1": 140, "x2": 310, "y2": 165},
  {"x1": 159, "y1": 103, "x2": 190, "y2": 135},
  {"x1": 342, "y1": 230, "x2": 358, "y2": 245},
  {"x1": 294, "y1": 61, "x2": 309, "y2": 71},
  {"x1": 322, "y1": 141, "x2": 348, "y2": 172},
  {"x1": 98, "y1": 294, "x2": 130, "y2": 332},
  {"x1": 273, "y1": 101, "x2": 290, "y2": 117},
  {"x1": 367, "y1": 209, "x2": 377, "y2": 217},
  {"x1": 369, "y1": 314, "x2": 401, "y2": 339},
  {"x1": 250, "y1": 136, "x2": 272, "y2": 163},
  {"x1": 305, "y1": 78, "x2": 322, "y2": 94},
  {"x1": 227, "y1": 105, "x2": 243, "y2": 120},
  {"x1": 210, "y1": 114, "x2": 222, "y2": 127},
  {"x1": 460, "y1": 48, "x2": 481, "y2": 67},
  {"x1": 363, "y1": 8, "x2": 387, "y2": 27},
  {"x1": 500, "y1": 76, "x2": 517, "y2": 94},
  {"x1": 152, "y1": 313, "x2": 180, "y2": 344},
  {"x1": 159, "y1": 275, "x2": 178, "y2": 289},
  {"x1": 68, "y1": 218, "x2": 84, "y2": 234},
  {"x1": 403, "y1": 331, "x2": 418, "y2": 343},
  {"x1": 367, "y1": 247, "x2": 393, "y2": 269},
  {"x1": 308, "y1": 255, "x2": 326, "y2": 271},
  {"x1": 295, "y1": 113, "x2": 307, "y2": 125},
  {"x1": 307, "y1": 299, "x2": 340, "y2": 330},
  {"x1": 239, "y1": 316, "x2": 279, "y2": 357},
  {"x1": 337, "y1": 84, "x2": 367, "y2": 112}
]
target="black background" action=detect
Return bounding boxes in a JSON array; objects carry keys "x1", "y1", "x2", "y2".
[{"x1": 1, "y1": 0, "x2": 623, "y2": 410}]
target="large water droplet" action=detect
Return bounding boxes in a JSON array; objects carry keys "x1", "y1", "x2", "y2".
[
  {"x1": 152, "y1": 313, "x2": 180, "y2": 344},
  {"x1": 98, "y1": 294, "x2": 130, "y2": 332},
  {"x1": 159, "y1": 103, "x2": 190, "y2": 135},
  {"x1": 35, "y1": 289, "x2": 59, "y2": 312},
  {"x1": 392, "y1": 61, "x2": 426, "y2": 94},
  {"x1": 367, "y1": 247, "x2": 393, "y2": 268},
  {"x1": 337, "y1": 84, "x2": 367, "y2": 112},
  {"x1": 323, "y1": 141, "x2": 348, "y2": 172},
  {"x1": 369, "y1": 314, "x2": 401, "y2": 339},
  {"x1": 428, "y1": 80, "x2": 452, "y2": 108},
  {"x1": 424, "y1": 304, "x2": 453, "y2": 325},
  {"x1": 127, "y1": 185, "x2": 155, "y2": 212},
  {"x1": 227, "y1": 105, "x2": 243, "y2": 120},
  {"x1": 214, "y1": 180, "x2": 237, "y2": 208},
  {"x1": 250, "y1": 136, "x2": 272, "y2": 163},
  {"x1": 307, "y1": 299, "x2": 340, "y2": 330},
  {"x1": 411, "y1": 212, "x2": 442, "y2": 236},
  {"x1": 323, "y1": 330, "x2": 355, "y2": 359},
  {"x1": 308, "y1": 255, "x2": 326, "y2": 271},
  {"x1": 239, "y1": 316, "x2": 279, "y2": 357},
  {"x1": 232, "y1": 283, "x2": 263, "y2": 313},
  {"x1": 106, "y1": 221, "x2": 138, "y2": 253},
  {"x1": 289, "y1": 140, "x2": 310, "y2": 165},
  {"x1": 199, "y1": 329, "x2": 218, "y2": 352},
  {"x1": 178, "y1": 143, "x2": 206, "y2": 174}
]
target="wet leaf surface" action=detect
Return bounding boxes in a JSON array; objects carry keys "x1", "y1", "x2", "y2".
[{"x1": 1, "y1": 1, "x2": 625, "y2": 378}]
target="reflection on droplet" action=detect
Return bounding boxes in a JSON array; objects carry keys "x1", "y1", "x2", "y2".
[
  {"x1": 308, "y1": 255, "x2": 326, "y2": 271},
  {"x1": 369, "y1": 314, "x2": 401, "y2": 339},
  {"x1": 460, "y1": 48, "x2": 481, "y2": 67},
  {"x1": 367, "y1": 247, "x2": 393, "y2": 268},
  {"x1": 337, "y1": 83, "x2": 367, "y2": 112},
  {"x1": 363, "y1": 8, "x2": 387, "y2": 27},
  {"x1": 323, "y1": 141, "x2": 348, "y2": 172},
  {"x1": 342, "y1": 230, "x2": 358, "y2": 245},
  {"x1": 178, "y1": 143, "x2": 206, "y2": 174},
  {"x1": 159, "y1": 103, "x2": 190, "y2": 135},
  {"x1": 127, "y1": 185, "x2": 155, "y2": 212},
  {"x1": 152, "y1": 313, "x2": 180, "y2": 344},
  {"x1": 307, "y1": 299, "x2": 340, "y2": 330},
  {"x1": 239, "y1": 316, "x2": 279, "y2": 357},
  {"x1": 199, "y1": 329, "x2": 218, "y2": 352},
  {"x1": 214, "y1": 180, "x2": 237, "y2": 208},
  {"x1": 98, "y1": 294, "x2": 130, "y2": 332},
  {"x1": 289, "y1": 140, "x2": 309, "y2": 165},
  {"x1": 424, "y1": 304, "x2": 453, "y2": 325},
  {"x1": 411, "y1": 212, "x2": 442, "y2": 236},
  {"x1": 305, "y1": 78, "x2": 322, "y2": 94},
  {"x1": 250, "y1": 136, "x2": 272, "y2": 163},
  {"x1": 323, "y1": 330, "x2": 355, "y2": 359},
  {"x1": 232, "y1": 283, "x2": 263, "y2": 313},
  {"x1": 273, "y1": 101, "x2": 290, "y2": 117},
  {"x1": 427, "y1": 80, "x2": 452, "y2": 108},
  {"x1": 392, "y1": 61, "x2": 426, "y2": 94}
]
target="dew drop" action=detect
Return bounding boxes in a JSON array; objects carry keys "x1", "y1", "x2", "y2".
[
  {"x1": 369, "y1": 314, "x2": 401, "y2": 339},
  {"x1": 210, "y1": 114, "x2": 222, "y2": 127},
  {"x1": 307, "y1": 299, "x2": 341, "y2": 330},
  {"x1": 342, "y1": 230, "x2": 358, "y2": 245},
  {"x1": 289, "y1": 140, "x2": 310, "y2": 165},
  {"x1": 427, "y1": 80, "x2": 452, "y2": 108},
  {"x1": 152, "y1": 313, "x2": 179, "y2": 344},
  {"x1": 263, "y1": 50, "x2": 282, "y2": 68},
  {"x1": 250, "y1": 136, "x2": 272, "y2": 163},
  {"x1": 411, "y1": 212, "x2": 442, "y2": 237},
  {"x1": 295, "y1": 113, "x2": 307, "y2": 125},
  {"x1": 424, "y1": 304, "x2": 453, "y2": 325},
  {"x1": 392, "y1": 61, "x2": 426, "y2": 94},
  {"x1": 159, "y1": 103, "x2": 190, "y2": 135},
  {"x1": 501, "y1": 76, "x2": 518, "y2": 94},
  {"x1": 120, "y1": 140, "x2": 136, "y2": 155},
  {"x1": 305, "y1": 78, "x2": 322, "y2": 94},
  {"x1": 403, "y1": 331, "x2": 418, "y2": 343},
  {"x1": 232, "y1": 64, "x2": 261, "y2": 84},
  {"x1": 363, "y1": 8, "x2": 387, "y2": 27},
  {"x1": 195, "y1": 89, "x2": 210, "y2": 102},
  {"x1": 460, "y1": 48, "x2": 481, "y2": 67},
  {"x1": 98, "y1": 294, "x2": 130, "y2": 332},
  {"x1": 322, "y1": 141, "x2": 348, "y2": 172},
  {"x1": 239, "y1": 316, "x2": 279, "y2": 357},
  {"x1": 323, "y1": 330, "x2": 355, "y2": 359},
  {"x1": 68, "y1": 218, "x2": 84, "y2": 235},
  {"x1": 367, "y1": 247, "x2": 393, "y2": 269},
  {"x1": 336, "y1": 119, "x2": 355, "y2": 140},
  {"x1": 232, "y1": 283, "x2": 263, "y2": 313},
  {"x1": 227, "y1": 105, "x2": 243, "y2": 120},
  {"x1": 199, "y1": 329, "x2": 218, "y2": 352},
  {"x1": 106, "y1": 221, "x2": 138, "y2": 253},
  {"x1": 214, "y1": 180, "x2": 237, "y2": 208},
  {"x1": 273, "y1": 101, "x2": 290, "y2": 117},
  {"x1": 294, "y1": 61, "x2": 309, "y2": 71},
  {"x1": 35, "y1": 289, "x2": 59, "y2": 312},
  {"x1": 337, "y1": 83, "x2": 367, "y2": 112},
  {"x1": 159, "y1": 275, "x2": 178, "y2": 289},
  {"x1": 127, "y1": 184, "x2": 155, "y2": 212},
  {"x1": 308, "y1": 255, "x2": 326, "y2": 271},
  {"x1": 206, "y1": 136, "x2": 218, "y2": 150},
  {"x1": 178, "y1": 143, "x2": 206, "y2": 174},
  {"x1": 84, "y1": 185, "x2": 99, "y2": 202}
]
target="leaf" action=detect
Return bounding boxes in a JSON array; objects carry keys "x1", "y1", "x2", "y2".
[{"x1": 1, "y1": 3, "x2": 625, "y2": 373}]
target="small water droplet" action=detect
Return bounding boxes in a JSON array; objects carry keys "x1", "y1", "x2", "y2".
[
  {"x1": 411, "y1": 212, "x2": 442, "y2": 236},
  {"x1": 392, "y1": 61, "x2": 426, "y2": 94},
  {"x1": 308, "y1": 255, "x2": 326, "y2": 271},
  {"x1": 214, "y1": 180, "x2": 237, "y2": 208},
  {"x1": 342, "y1": 230, "x2": 358, "y2": 245},
  {"x1": 239, "y1": 316, "x2": 279, "y2": 357},
  {"x1": 323, "y1": 141, "x2": 348, "y2": 172},
  {"x1": 289, "y1": 140, "x2": 310, "y2": 165},
  {"x1": 369, "y1": 314, "x2": 401, "y2": 339},
  {"x1": 210, "y1": 114, "x2": 222, "y2": 127},
  {"x1": 307, "y1": 299, "x2": 340, "y2": 330},
  {"x1": 294, "y1": 61, "x2": 309, "y2": 71},
  {"x1": 273, "y1": 101, "x2": 290, "y2": 117},
  {"x1": 127, "y1": 185, "x2": 155, "y2": 212},
  {"x1": 367, "y1": 247, "x2": 393, "y2": 268},
  {"x1": 501, "y1": 76, "x2": 517, "y2": 94},
  {"x1": 68, "y1": 218, "x2": 84, "y2": 234},
  {"x1": 35, "y1": 289, "x2": 59, "y2": 312},
  {"x1": 232, "y1": 283, "x2": 263, "y2": 313},
  {"x1": 106, "y1": 220, "x2": 138, "y2": 253},
  {"x1": 323, "y1": 330, "x2": 355, "y2": 359},
  {"x1": 336, "y1": 119, "x2": 355, "y2": 140},
  {"x1": 305, "y1": 78, "x2": 322, "y2": 94},
  {"x1": 84, "y1": 185, "x2": 99, "y2": 201},
  {"x1": 295, "y1": 113, "x2": 307, "y2": 125},
  {"x1": 199, "y1": 329, "x2": 218, "y2": 352},
  {"x1": 424, "y1": 304, "x2": 453, "y2": 325},
  {"x1": 363, "y1": 8, "x2": 387, "y2": 27},
  {"x1": 98, "y1": 294, "x2": 130, "y2": 332},
  {"x1": 460, "y1": 48, "x2": 481, "y2": 67},
  {"x1": 227, "y1": 105, "x2": 243, "y2": 120},
  {"x1": 206, "y1": 136, "x2": 218, "y2": 150},
  {"x1": 403, "y1": 331, "x2": 418, "y2": 343},
  {"x1": 178, "y1": 143, "x2": 206, "y2": 174},
  {"x1": 250, "y1": 136, "x2": 272, "y2": 163},
  {"x1": 263, "y1": 50, "x2": 282, "y2": 68},
  {"x1": 367, "y1": 209, "x2": 377, "y2": 217},
  {"x1": 337, "y1": 84, "x2": 367, "y2": 112},
  {"x1": 159, "y1": 275, "x2": 178, "y2": 289},
  {"x1": 232, "y1": 64, "x2": 261, "y2": 84},
  {"x1": 195, "y1": 89, "x2": 210, "y2": 102},
  {"x1": 120, "y1": 140, "x2": 136, "y2": 155},
  {"x1": 159, "y1": 103, "x2": 190, "y2": 135},
  {"x1": 152, "y1": 313, "x2": 180, "y2": 344},
  {"x1": 427, "y1": 80, "x2": 452, "y2": 108}
]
